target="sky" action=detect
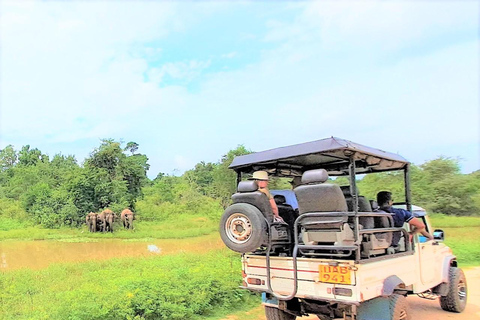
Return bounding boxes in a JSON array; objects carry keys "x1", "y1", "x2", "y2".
[{"x1": 0, "y1": 1, "x2": 478, "y2": 178}]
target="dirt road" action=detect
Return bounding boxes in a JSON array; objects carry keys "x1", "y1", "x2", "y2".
[{"x1": 226, "y1": 267, "x2": 480, "y2": 320}]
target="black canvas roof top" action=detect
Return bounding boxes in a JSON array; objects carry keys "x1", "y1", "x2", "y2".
[{"x1": 229, "y1": 137, "x2": 409, "y2": 177}]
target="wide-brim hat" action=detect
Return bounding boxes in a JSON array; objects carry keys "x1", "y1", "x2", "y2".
[{"x1": 249, "y1": 170, "x2": 269, "y2": 181}]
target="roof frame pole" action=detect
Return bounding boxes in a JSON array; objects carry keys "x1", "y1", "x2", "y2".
[
  {"x1": 236, "y1": 171, "x2": 241, "y2": 187},
  {"x1": 404, "y1": 164, "x2": 412, "y2": 212},
  {"x1": 348, "y1": 155, "x2": 361, "y2": 262}
]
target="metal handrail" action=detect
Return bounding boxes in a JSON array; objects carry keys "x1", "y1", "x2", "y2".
[
  {"x1": 264, "y1": 211, "x2": 412, "y2": 300},
  {"x1": 265, "y1": 219, "x2": 299, "y2": 301}
]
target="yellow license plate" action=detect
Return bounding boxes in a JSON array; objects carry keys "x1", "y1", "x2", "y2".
[{"x1": 319, "y1": 265, "x2": 351, "y2": 285}]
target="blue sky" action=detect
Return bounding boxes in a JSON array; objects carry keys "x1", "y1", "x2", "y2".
[{"x1": 0, "y1": 1, "x2": 478, "y2": 178}]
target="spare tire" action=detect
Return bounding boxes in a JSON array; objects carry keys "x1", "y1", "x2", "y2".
[{"x1": 220, "y1": 203, "x2": 268, "y2": 253}]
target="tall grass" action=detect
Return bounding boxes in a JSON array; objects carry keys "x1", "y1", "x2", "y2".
[{"x1": 0, "y1": 250, "x2": 258, "y2": 320}]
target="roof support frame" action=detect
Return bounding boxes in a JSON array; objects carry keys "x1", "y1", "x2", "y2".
[{"x1": 348, "y1": 155, "x2": 361, "y2": 262}]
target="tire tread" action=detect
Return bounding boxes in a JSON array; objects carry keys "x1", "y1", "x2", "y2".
[
  {"x1": 439, "y1": 267, "x2": 467, "y2": 313},
  {"x1": 265, "y1": 306, "x2": 296, "y2": 320},
  {"x1": 389, "y1": 294, "x2": 410, "y2": 320}
]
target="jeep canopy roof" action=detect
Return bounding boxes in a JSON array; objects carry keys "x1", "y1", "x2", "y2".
[{"x1": 229, "y1": 137, "x2": 409, "y2": 177}]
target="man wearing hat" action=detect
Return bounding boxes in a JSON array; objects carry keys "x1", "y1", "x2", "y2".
[{"x1": 251, "y1": 171, "x2": 283, "y2": 221}]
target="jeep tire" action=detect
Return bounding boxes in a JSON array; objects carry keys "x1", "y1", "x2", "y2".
[
  {"x1": 440, "y1": 267, "x2": 467, "y2": 313},
  {"x1": 265, "y1": 306, "x2": 296, "y2": 320},
  {"x1": 388, "y1": 294, "x2": 410, "y2": 320},
  {"x1": 219, "y1": 203, "x2": 267, "y2": 253}
]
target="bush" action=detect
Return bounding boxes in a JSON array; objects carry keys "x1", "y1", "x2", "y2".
[{"x1": 0, "y1": 250, "x2": 255, "y2": 320}]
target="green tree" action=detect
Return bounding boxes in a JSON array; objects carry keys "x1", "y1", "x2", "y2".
[
  {"x1": 0, "y1": 145, "x2": 17, "y2": 170},
  {"x1": 18, "y1": 145, "x2": 48, "y2": 166},
  {"x1": 85, "y1": 139, "x2": 149, "y2": 209},
  {"x1": 184, "y1": 161, "x2": 217, "y2": 197},
  {"x1": 211, "y1": 145, "x2": 251, "y2": 208},
  {"x1": 124, "y1": 141, "x2": 139, "y2": 155}
]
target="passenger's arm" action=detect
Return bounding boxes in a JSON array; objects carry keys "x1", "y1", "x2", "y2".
[
  {"x1": 408, "y1": 217, "x2": 434, "y2": 240},
  {"x1": 270, "y1": 198, "x2": 280, "y2": 218}
]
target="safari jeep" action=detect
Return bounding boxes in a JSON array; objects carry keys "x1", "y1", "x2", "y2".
[{"x1": 219, "y1": 137, "x2": 467, "y2": 320}]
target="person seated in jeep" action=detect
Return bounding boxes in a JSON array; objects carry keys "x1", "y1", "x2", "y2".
[
  {"x1": 250, "y1": 171, "x2": 283, "y2": 222},
  {"x1": 377, "y1": 191, "x2": 434, "y2": 245}
]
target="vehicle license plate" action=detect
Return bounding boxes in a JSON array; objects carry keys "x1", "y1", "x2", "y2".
[{"x1": 319, "y1": 265, "x2": 351, "y2": 285}]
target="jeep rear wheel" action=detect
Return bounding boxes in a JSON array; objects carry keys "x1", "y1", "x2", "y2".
[
  {"x1": 219, "y1": 203, "x2": 267, "y2": 253},
  {"x1": 388, "y1": 294, "x2": 410, "y2": 320},
  {"x1": 265, "y1": 306, "x2": 296, "y2": 320},
  {"x1": 440, "y1": 267, "x2": 467, "y2": 313}
]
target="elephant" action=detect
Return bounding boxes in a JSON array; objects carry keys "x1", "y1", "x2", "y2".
[
  {"x1": 85, "y1": 212, "x2": 98, "y2": 232},
  {"x1": 97, "y1": 210, "x2": 108, "y2": 233},
  {"x1": 121, "y1": 208, "x2": 135, "y2": 230},
  {"x1": 103, "y1": 209, "x2": 116, "y2": 233}
]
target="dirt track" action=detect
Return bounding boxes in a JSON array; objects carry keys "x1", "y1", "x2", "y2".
[{"x1": 227, "y1": 267, "x2": 480, "y2": 320}]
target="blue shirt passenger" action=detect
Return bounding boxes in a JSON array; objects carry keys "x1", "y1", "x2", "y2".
[{"x1": 377, "y1": 191, "x2": 434, "y2": 246}]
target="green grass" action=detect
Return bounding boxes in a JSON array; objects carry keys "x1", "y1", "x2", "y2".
[
  {"x1": 0, "y1": 215, "x2": 218, "y2": 241},
  {"x1": 429, "y1": 213, "x2": 480, "y2": 228},
  {"x1": 0, "y1": 249, "x2": 256, "y2": 320},
  {"x1": 430, "y1": 214, "x2": 480, "y2": 267}
]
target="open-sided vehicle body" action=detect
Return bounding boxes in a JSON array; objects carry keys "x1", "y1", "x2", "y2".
[{"x1": 220, "y1": 137, "x2": 467, "y2": 320}]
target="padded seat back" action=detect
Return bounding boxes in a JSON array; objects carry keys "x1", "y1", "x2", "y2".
[
  {"x1": 341, "y1": 186, "x2": 372, "y2": 212},
  {"x1": 231, "y1": 180, "x2": 273, "y2": 221},
  {"x1": 274, "y1": 195, "x2": 298, "y2": 224},
  {"x1": 294, "y1": 169, "x2": 348, "y2": 214},
  {"x1": 294, "y1": 170, "x2": 353, "y2": 247},
  {"x1": 274, "y1": 195, "x2": 298, "y2": 241}
]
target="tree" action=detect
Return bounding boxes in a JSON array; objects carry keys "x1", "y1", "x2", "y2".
[
  {"x1": 124, "y1": 141, "x2": 139, "y2": 155},
  {"x1": 212, "y1": 145, "x2": 251, "y2": 208},
  {"x1": 85, "y1": 139, "x2": 124, "y2": 177},
  {"x1": 0, "y1": 145, "x2": 17, "y2": 170},
  {"x1": 18, "y1": 145, "x2": 48, "y2": 166},
  {"x1": 184, "y1": 161, "x2": 217, "y2": 196},
  {"x1": 84, "y1": 139, "x2": 150, "y2": 209}
]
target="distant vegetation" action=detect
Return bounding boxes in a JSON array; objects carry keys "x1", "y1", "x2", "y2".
[{"x1": 0, "y1": 141, "x2": 478, "y2": 229}]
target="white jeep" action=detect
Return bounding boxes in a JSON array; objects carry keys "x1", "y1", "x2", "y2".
[{"x1": 219, "y1": 137, "x2": 467, "y2": 320}]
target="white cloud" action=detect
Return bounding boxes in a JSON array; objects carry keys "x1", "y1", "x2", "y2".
[
  {"x1": 265, "y1": 1, "x2": 477, "y2": 52},
  {"x1": 221, "y1": 52, "x2": 237, "y2": 59},
  {"x1": 147, "y1": 60, "x2": 211, "y2": 84}
]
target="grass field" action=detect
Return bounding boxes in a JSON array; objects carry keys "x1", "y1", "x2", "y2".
[
  {"x1": 0, "y1": 249, "x2": 259, "y2": 320},
  {"x1": 0, "y1": 215, "x2": 218, "y2": 241},
  {"x1": 430, "y1": 214, "x2": 480, "y2": 267}
]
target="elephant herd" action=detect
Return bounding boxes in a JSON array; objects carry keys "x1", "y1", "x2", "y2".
[{"x1": 85, "y1": 208, "x2": 135, "y2": 233}]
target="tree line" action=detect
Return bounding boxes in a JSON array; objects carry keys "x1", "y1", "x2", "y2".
[
  {"x1": 0, "y1": 140, "x2": 149, "y2": 227},
  {"x1": 0, "y1": 141, "x2": 478, "y2": 228}
]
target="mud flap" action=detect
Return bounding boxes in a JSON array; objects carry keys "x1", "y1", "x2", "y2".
[{"x1": 357, "y1": 297, "x2": 390, "y2": 320}]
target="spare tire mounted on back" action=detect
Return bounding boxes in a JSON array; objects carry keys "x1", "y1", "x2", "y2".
[{"x1": 220, "y1": 203, "x2": 268, "y2": 253}]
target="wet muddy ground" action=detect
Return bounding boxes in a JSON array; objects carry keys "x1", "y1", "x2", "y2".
[{"x1": 0, "y1": 233, "x2": 223, "y2": 271}]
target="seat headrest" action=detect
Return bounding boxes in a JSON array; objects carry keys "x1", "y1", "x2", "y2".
[
  {"x1": 273, "y1": 194, "x2": 286, "y2": 204},
  {"x1": 301, "y1": 169, "x2": 329, "y2": 184},
  {"x1": 237, "y1": 180, "x2": 259, "y2": 193}
]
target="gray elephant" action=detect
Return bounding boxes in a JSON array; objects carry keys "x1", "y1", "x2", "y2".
[
  {"x1": 97, "y1": 210, "x2": 108, "y2": 233},
  {"x1": 121, "y1": 208, "x2": 135, "y2": 230},
  {"x1": 104, "y1": 209, "x2": 116, "y2": 233},
  {"x1": 86, "y1": 212, "x2": 98, "y2": 232}
]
